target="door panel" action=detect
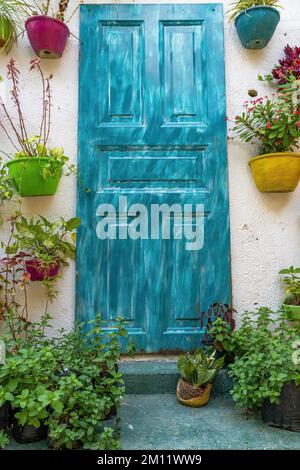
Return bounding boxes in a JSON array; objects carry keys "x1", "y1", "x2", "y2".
[{"x1": 77, "y1": 4, "x2": 231, "y2": 352}]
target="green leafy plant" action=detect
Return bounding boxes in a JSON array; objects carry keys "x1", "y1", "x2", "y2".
[
  {"x1": 0, "y1": 58, "x2": 76, "y2": 179},
  {"x1": 0, "y1": 429, "x2": 9, "y2": 448},
  {"x1": 13, "y1": 214, "x2": 79, "y2": 268},
  {"x1": 279, "y1": 266, "x2": 300, "y2": 306},
  {"x1": 0, "y1": 212, "x2": 79, "y2": 330},
  {"x1": 0, "y1": 0, "x2": 33, "y2": 52},
  {"x1": 227, "y1": 0, "x2": 281, "y2": 21},
  {"x1": 0, "y1": 155, "x2": 15, "y2": 209},
  {"x1": 232, "y1": 80, "x2": 300, "y2": 155},
  {"x1": 47, "y1": 316, "x2": 132, "y2": 450},
  {"x1": 178, "y1": 349, "x2": 224, "y2": 388},
  {"x1": 228, "y1": 308, "x2": 300, "y2": 410},
  {"x1": 0, "y1": 343, "x2": 61, "y2": 428},
  {"x1": 200, "y1": 303, "x2": 236, "y2": 348},
  {"x1": 0, "y1": 315, "x2": 132, "y2": 449}
]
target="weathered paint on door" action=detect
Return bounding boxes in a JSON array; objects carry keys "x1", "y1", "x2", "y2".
[{"x1": 77, "y1": 4, "x2": 231, "y2": 352}]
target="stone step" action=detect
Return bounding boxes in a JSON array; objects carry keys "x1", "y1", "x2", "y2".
[{"x1": 119, "y1": 359, "x2": 232, "y2": 396}]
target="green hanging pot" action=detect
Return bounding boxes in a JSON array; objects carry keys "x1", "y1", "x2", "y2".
[
  {"x1": 6, "y1": 157, "x2": 63, "y2": 197},
  {"x1": 0, "y1": 15, "x2": 14, "y2": 50},
  {"x1": 283, "y1": 304, "x2": 300, "y2": 322}
]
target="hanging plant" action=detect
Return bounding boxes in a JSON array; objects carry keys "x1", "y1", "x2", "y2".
[
  {"x1": 228, "y1": 1, "x2": 281, "y2": 49},
  {"x1": 231, "y1": 80, "x2": 300, "y2": 193},
  {"x1": 0, "y1": 58, "x2": 76, "y2": 197},
  {"x1": 0, "y1": 0, "x2": 33, "y2": 53},
  {"x1": 279, "y1": 267, "x2": 300, "y2": 322},
  {"x1": 25, "y1": 0, "x2": 78, "y2": 59}
]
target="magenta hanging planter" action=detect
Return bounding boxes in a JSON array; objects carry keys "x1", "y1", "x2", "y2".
[
  {"x1": 25, "y1": 258, "x2": 60, "y2": 281},
  {"x1": 25, "y1": 15, "x2": 70, "y2": 59}
]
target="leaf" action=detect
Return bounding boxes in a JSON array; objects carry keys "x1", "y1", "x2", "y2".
[
  {"x1": 7, "y1": 378, "x2": 18, "y2": 393},
  {"x1": 52, "y1": 400, "x2": 64, "y2": 414},
  {"x1": 66, "y1": 218, "x2": 80, "y2": 231}
]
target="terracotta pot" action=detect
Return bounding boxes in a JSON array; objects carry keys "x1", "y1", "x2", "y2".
[
  {"x1": 25, "y1": 15, "x2": 70, "y2": 59},
  {"x1": 25, "y1": 258, "x2": 60, "y2": 282},
  {"x1": 176, "y1": 379, "x2": 212, "y2": 408}
]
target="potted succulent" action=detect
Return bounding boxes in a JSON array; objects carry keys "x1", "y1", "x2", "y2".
[
  {"x1": 25, "y1": 0, "x2": 74, "y2": 59},
  {"x1": 232, "y1": 80, "x2": 300, "y2": 192},
  {"x1": 228, "y1": 1, "x2": 281, "y2": 49},
  {"x1": 279, "y1": 267, "x2": 300, "y2": 322},
  {"x1": 0, "y1": 0, "x2": 32, "y2": 53},
  {"x1": 13, "y1": 214, "x2": 80, "y2": 283},
  {"x1": 0, "y1": 59, "x2": 76, "y2": 197},
  {"x1": 177, "y1": 350, "x2": 224, "y2": 408},
  {"x1": 228, "y1": 307, "x2": 300, "y2": 432}
]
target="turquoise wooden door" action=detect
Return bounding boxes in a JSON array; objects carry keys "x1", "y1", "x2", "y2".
[{"x1": 77, "y1": 4, "x2": 231, "y2": 352}]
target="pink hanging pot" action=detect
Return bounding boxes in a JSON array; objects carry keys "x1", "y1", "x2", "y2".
[
  {"x1": 25, "y1": 15, "x2": 70, "y2": 59},
  {"x1": 25, "y1": 258, "x2": 60, "y2": 281}
]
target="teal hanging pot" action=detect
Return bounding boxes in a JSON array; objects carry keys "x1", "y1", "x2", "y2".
[{"x1": 235, "y1": 6, "x2": 280, "y2": 49}]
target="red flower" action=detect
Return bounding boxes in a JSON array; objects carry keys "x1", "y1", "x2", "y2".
[
  {"x1": 266, "y1": 122, "x2": 271, "y2": 129},
  {"x1": 296, "y1": 121, "x2": 300, "y2": 127}
]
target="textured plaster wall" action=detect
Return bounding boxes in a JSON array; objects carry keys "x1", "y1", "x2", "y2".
[{"x1": 0, "y1": 0, "x2": 299, "y2": 331}]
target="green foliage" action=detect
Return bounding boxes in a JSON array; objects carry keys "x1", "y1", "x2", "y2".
[
  {"x1": 0, "y1": 156, "x2": 15, "y2": 210},
  {"x1": 0, "y1": 430, "x2": 9, "y2": 449},
  {"x1": 0, "y1": 0, "x2": 33, "y2": 52},
  {"x1": 12, "y1": 213, "x2": 80, "y2": 265},
  {"x1": 233, "y1": 80, "x2": 300, "y2": 155},
  {"x1": 0, "y1": 58, "x2": 77, "y2": 181},
  {"x1": 0, "y1": 315, "x2": 132, "y2": 450},
  {"x1": 48, "y1": 316, "x2": 128, "y2": 449},
  {"x1": 209, "y1": 317, "x2": 236, "y2": 354},
  {"x1": 227, "y1": 308, "x2": 300, "y2": 410},
  {"x1": 177, "y1": 349, "x2": 224, "y2": 388},
  {"x1": 14, "y1": 143, "x2": 76, "y2": 181},
  {"x1": 0, "y1": 344, "x2": 60, "y2": 428},
  {"x1": 227, "y1": 0, "x2": 281, "y2": 21},
  {"x1": 279, "y1": 266, "x2": 300, "y2": 306}
]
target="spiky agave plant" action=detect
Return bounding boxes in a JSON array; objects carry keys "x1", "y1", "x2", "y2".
[
  {"x1": 0, "y1": 0, "x2": 33, "y2": 52},
  {"x1": 227, "y1": 0, "x2": 282, "y2": 22},
  {"x1": 177, "y1": 349, "x2": 224, "y2": 388}
]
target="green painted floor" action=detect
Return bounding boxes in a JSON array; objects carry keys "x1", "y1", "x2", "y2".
[
  {"x1": 7, "y1": 394, "x2": 300, "y2": 450},
  {"x1": 120, "y1": 394, "x2": 300, "y2": 450}
]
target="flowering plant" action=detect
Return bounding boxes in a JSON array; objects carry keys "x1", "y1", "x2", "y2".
[
  {"x1": 233, "y1": 83, "x2": 300, "y2": 155},
  {"x1": 0, "y1": 58, "x2": 75, "y2": 179},
  {"x1": 263, "y1": 45, "x2": 300, "y2": 85}
]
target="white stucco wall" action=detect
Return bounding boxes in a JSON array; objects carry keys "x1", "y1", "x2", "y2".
[{"x1": 0, "y1": 0, "x2": 299, "y2": 331}]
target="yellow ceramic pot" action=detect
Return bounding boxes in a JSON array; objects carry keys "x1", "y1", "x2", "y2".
[
  {"x1": 176, "y1": 380, "x2": 212, "y2": 408},
  {"x1": 248, "y1": 152, "x2": 300, "y2": 193}
]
